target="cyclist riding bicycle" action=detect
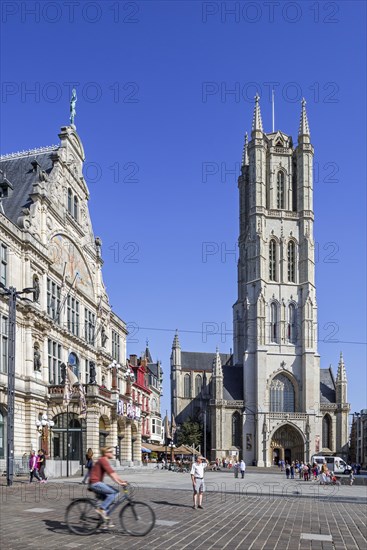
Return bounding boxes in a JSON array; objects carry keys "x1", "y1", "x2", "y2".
[{"x1": 89, "y1": 446, "x2": 128, "y2": 524}]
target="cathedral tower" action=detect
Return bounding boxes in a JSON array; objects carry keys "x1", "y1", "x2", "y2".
[{"x1": 233, "y1": 97, "x2": 321, "y2": 466}]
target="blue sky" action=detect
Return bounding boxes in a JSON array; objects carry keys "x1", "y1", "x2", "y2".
[{"x1": 1, "y1": 1, "x2": 366, "y2": 416}]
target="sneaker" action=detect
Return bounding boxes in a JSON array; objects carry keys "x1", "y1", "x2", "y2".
[
  {"x1": 106, "y1": 519, "x2": 115, "y2": 528},
  {"x1": 96, "y1": 508, "x2": 108, "y2": 521},
  {"x1": 198, "y1": 505, "x2": 204, "y2": 509}
]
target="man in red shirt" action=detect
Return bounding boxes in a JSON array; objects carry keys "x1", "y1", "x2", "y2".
[{"x1": 89, "y1": 447, "x2": 127, "y2": 523}]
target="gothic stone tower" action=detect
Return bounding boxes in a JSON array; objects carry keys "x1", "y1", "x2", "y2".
[{"x1": 233, "y1": 96, "x2": 321, "y2": 466}]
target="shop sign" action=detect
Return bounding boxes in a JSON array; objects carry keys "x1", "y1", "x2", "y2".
[{"x1": 117, "y1": 400, "x2": 141, "y2": 420}]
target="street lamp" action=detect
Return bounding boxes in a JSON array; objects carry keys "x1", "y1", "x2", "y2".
[
  {"x1": 168, "y1": 442, "x2": 176, "y2": 468},
  {"x1": 35, "y1": 413, "x2": 54, "y2": 456},
  {"x1": 0, "y1": 283, "x2": 36, "y2": 486}
]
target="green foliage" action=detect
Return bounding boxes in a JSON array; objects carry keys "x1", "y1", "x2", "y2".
[{"x1": 176, "y1": 417, "x2": 203, "y2": 447}]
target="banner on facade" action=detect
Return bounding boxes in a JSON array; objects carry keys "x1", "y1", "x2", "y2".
[
  {"x1": 117, "y1": 399, "x2": 141, "y2": 420},
  {"x1": 246, "y1": 433, "x2": 252, "y2": 450}
]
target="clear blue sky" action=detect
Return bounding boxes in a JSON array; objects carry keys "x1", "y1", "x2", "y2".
[{"x1": 1, "y1": 1, "x2": 366, "y2": 417}]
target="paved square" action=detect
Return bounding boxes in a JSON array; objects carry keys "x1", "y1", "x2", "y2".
[{"x1": 0, "y1": 480, "x2": 366, "y2": 549}]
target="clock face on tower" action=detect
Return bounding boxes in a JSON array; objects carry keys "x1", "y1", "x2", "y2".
[{"x1": 49, "y1": 234, "x2": 93, "y2": 298}]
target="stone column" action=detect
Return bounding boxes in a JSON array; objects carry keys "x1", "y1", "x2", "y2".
[
  {"x1": 121, "y1": 422, "x2": 131, "y2": 463},
  {"x1": 87, "y1": 406, "x2": 100, "y2": 454}
]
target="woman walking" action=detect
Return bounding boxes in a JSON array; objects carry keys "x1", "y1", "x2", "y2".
[
  {"x1": 82, "y1": 448, "x2": 94, "y2": 484},
  {"x1": 29, "y1": 450, "x2": 40, "y2": 483}
]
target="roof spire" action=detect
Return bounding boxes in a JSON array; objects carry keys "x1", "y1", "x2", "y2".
[
  {"x1": 298, "y1": 98, "x2": 310, "y2": 137},
  {"x1": 241, "y1": 132, "x2": 249, "y2": 167},
  {"x1": 252, "y1": 93, "x2": 263, "y2": 133}
]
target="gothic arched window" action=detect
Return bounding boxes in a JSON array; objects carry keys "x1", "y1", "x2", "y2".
[
  {"x1": 184, "y1": 374, "x2": 190, "y2": 398},
  {"x1": 270, "y1": 302, "x2": 278, "y2": 343},
  {"x1": 232, "y1": 412, "x2": 241, "y2": 447},
  {"x1": 270, "y1": 374, "x2": 295, "y2": 412},
  {"x1": 288, "y1": 304, "x2": 297, "y2": 344},
  {"x1": 277, "y1": 171, "x2": 285, "y2": 209},
  {"x1": 287, "y1": 241, "x2": 295, "y2": 282},
  {"x1": 269, "y1": 239, "x2": 276, "y2": 281},
  {"x1": 73, "y1": 195, "x2": 79, "y2": 221},
  {"x1": 195, "y1": 374, "x2": 202, "y2": 396},
  {"x1": 67, "y1": 188, "x2": 72, "y2": 213},
  {"x1": 322, "y1": 415, "x2": 332, "y2": 449}
]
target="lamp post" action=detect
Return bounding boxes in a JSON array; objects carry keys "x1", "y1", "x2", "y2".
[
  {"x1": 0, "y1": 284, "x2": 35, "y2": 486},
  {"x1": 35, "y1": 413, "x2": 54, "y2": 456}
]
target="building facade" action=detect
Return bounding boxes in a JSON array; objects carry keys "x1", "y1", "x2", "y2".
[
  {"x1": 171, "y1": 98, "x2": 350, "y2": 465},
  {"x1": 0, "y1": 124, "x2": 150, "y2": 472}
]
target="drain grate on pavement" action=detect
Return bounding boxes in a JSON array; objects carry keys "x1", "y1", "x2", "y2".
[
  {"x1": 156, "y1": 520, "x2": 180, "y2": 526},
  {"x1": 300, "y1": 533, "x2": 333, "y2": 542}
]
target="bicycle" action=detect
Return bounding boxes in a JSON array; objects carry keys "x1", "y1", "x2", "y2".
[{"x1": 65, "y1": 484, "x2": 155, "y2": 537}]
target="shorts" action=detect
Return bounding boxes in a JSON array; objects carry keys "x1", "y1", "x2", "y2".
[{"x1": 194, "y1": 478, "x2": 205, "y2": 494}]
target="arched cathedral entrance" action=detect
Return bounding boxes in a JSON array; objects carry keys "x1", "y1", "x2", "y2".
[{"x1": 270, "y1": 424, "x2": 304, "y2": 465}]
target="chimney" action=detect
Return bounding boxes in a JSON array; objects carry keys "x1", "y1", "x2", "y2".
[{"x1": 129, "y1": 354, "x2": 138, "y2": 367}]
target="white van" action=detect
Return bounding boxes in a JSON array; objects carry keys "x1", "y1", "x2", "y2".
[{"x1": 311, "y1": 456, "x2": 351, "y2": 474}]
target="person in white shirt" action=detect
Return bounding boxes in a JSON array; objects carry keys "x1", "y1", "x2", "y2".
[
  {"x1": 190, "y1": 456, "x2": 208, "y2": 509},
  {"x1": 240, "y1": 459, "x2": 246, "y2": 479}
]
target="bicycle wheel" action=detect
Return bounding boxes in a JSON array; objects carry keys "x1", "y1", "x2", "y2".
[
  {"x1": 65, "y1": 498, "x2": 102, "y2": 535},
  {"x1": 119, "y1": 501, "x2": 155, "y2": 536}
]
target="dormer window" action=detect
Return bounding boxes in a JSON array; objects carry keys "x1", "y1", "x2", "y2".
[{"x1": 0, "y1": 173, "x2": 13, "y2": 199}]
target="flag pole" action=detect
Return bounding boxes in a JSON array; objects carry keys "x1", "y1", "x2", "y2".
[{"x1": 272, "y1": 88, "x2": 275, "y2": 133}]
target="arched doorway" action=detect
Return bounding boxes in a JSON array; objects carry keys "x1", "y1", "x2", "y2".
[{"x1": 270, "y1": 424, "x2": 304, "y2": 464}]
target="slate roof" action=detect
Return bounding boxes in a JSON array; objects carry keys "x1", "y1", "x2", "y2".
[
  {"x1": 147, "y1": 362, "x2": 160, "y2": 378},
  {"x1": 181, "y1": 351, "x2": 232, "y2": 371},
  {"x1": 320, "y1": 367, "x2": 336, "y2": 403},
  {"x1": 0, "y1": 147, "x2": 58, "y2": 225}
]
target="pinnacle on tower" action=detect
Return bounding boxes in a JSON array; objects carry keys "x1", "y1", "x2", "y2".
[
  {"x1": 172, "y1": 330, "x2": 180, "y2": 349},
  {"x1": 298, "y1": 98, "x2": 310, "y2": 137},
  {"x1": 336, "y1": 352, "x2": 347, "y2": 382},
  {"x1": 212, "y1": 347, "x2": 223, "y2": 377},
  {"x1": 252, "y1": 94, "x2": 263, "y2": 133},
  {"x1": 241, "y1": 132, "x2": 249, "y2": 166}
]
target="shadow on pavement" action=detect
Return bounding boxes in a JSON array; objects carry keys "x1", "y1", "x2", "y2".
[{"x1": 43, "y1": 519, "x2": 71, "y2": 534}]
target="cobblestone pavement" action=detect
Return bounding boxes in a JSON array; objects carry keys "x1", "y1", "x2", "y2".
[{"x1": 1, "y1": 480, "x2": 366, "y2": 550}]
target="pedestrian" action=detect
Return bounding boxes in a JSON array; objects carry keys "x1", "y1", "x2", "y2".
[
  {"x1": 82, "y1": 448, "x2": 94, "y2": 484},
  {"x1": 29, "y1": 450, "x2": 40, "y2": 482},
  {"x1": 349, "y1": 471, "x2": 355, "y2": 486},
  {"x1": 290, "y1": 462, "x2": 295, "y2": 479},
  {"x1": 285, "y1": 463, "x2": 290, "y2": 479},
  {"x1": 38, "y1": 449, "x2": 47, "y2": 482},
  {"x1": 240, "y1": 459, "x2": 246, "y2": 479},
  {"x1": 161, "y1": 457, "x2": 166, "y2": 470},
  {"x1": 303, "y1": 465, "x2": 309, "y2": 481},
  {"x1": 190, "y1": 455, "x2": 208, "y2": 510},
  {"x1": 89, "y1": 447, "x2": 128, "y2": 527},
  {"x1": 234, "y1": 461, "x2": 239, "y2": 478}
]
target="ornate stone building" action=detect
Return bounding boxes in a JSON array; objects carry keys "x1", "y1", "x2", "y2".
[
  {"x1": 171, "y1": 98, "x2": 350, "y2": 465},
  {"x1": 0, "y1": 123, "x2": 151, "y2": 472}
]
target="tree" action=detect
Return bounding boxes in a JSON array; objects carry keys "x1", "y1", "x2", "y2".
[{"x1": 176, "y1": 417, "x2": 202, "y2": 448}]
